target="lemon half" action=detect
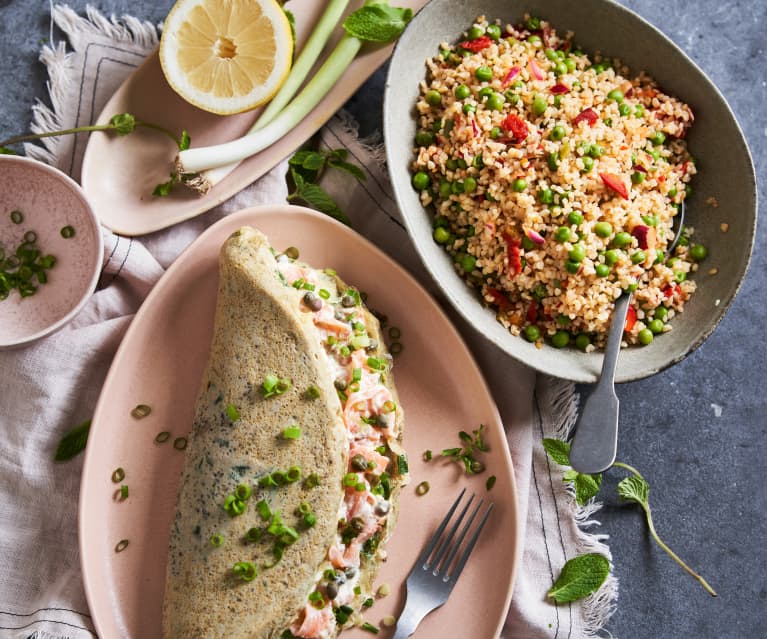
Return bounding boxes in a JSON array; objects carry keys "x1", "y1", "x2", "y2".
[{"x1": 160, "y1": 0, "x2": 293, "y2": 115}]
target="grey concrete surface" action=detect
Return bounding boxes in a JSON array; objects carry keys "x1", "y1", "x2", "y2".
[{"x1": 0, "y1": 1, "x2": 764, "y2": 638}]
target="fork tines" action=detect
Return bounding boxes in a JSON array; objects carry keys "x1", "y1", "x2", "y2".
[{"x1": 418, "y1": 489, "x2": 494, "y2": 582}]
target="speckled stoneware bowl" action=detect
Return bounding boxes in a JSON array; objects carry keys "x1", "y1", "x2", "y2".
[
  {"x1": 384, "y1": 0, "x2": 757, "y2": 382},
  {"x1": 0, "y1": 156, "x2": 102, "y2": 349}
]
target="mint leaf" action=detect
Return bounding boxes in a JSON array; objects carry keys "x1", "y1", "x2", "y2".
[
  {"x1": 617, "y1": 474, "x2": 649, "y2": 506},
  {"x1": 574, "y1": 472, "x2": 602, "y2": 505},
  {"x1": 547, "y1": 553, "x2": 610, "y2": 603},
  {"x1": 290, "y1": 182, "x2": 350, "y2": 225},
  {"x1": 328, "y1": 157, "x2": 366, "y2": 181},
  {"x1": 54, "y1": 419, "x2": 91, "y2": 461},
  {"x1": 542, "y1": 437, "x2": 571, "y2": 466},
  {"x1": 343, "y1": 3, "x2": 413, "y2": 43}
]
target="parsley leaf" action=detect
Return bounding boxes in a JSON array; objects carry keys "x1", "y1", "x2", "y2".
[{"x1": 547, "y1": 553, "x2": 610, "y2": 603}]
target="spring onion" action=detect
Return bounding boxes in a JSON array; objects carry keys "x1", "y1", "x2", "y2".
[
  {"x1": 282, "y1": 425, "x2": 302, "y2": 440},
  {"x1": 111, "y1": 467, "x2": 125, "y2": 483},
  {"x1": 486, "y1": 475, "x2": 497, "y2": 491},
  {"x1": 10, "y1": 210, "x2": 23, "y2": 224},
  {"x1": 256, "y1": 499, "x2": 272, "y2": 521},
  {"x1": 173, "y1": 437, "x2": 187, "y2": 450},
  {"x1": 130, "y1": 404, "x2": 151, "y2": 419},
  {"x1": 60, "y1": 225, "x2": 76, "y2": 239},
  {"x1": 286, "y1": 466, "x2": 302, "y2": 483},
  {"x1": 232, "y1": 561, "x2": 257, "y2": 582},
  {"x1": 210, "y1": 533, "x2": 225, "y2": 547},
  {"x1": 246, "y1": 527, "x2": 263, "y2": 543},
  {"x1": 175, "y1": 2, "x2": 413, "y2": 192},
  {"x1": 361, "y1": 621, "x2": 380, "y2": 634},
  {"x1": 416, "y1": 481, "x2": 430, "y2": 496},
  {"x1": 226, "y1": 403, "x2": 240, "y2": 421},
  {"x1": 235, "y1": 483, "x2": 252, "y2": 501},
  {"x1": 119, "y1": 484, "x2": 129, "y2": 500},
  {"x1": 155, "y1": 431, "x2": 171, "y2": 443},
  {"x1": 304, "y1": 473, "x2": 321, "y2": 488},
  {"x1": 223, "y1": 494, "x2": 247, "y2": 517},
  {"x1": 305, "y1": 385, "x2": 321, "y2": 399},
  {"x1": 114, "y1": 539, "x2": 129, "y2": 553},
  {"x1": 423, "y1": 449, "x2": 433, "y2": 462}
]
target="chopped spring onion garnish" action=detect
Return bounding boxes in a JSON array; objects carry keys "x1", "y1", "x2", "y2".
[
  {"x1": 119, "y1": 484, "x2": 129, "y2": 500},
  {"x1": 235, "y1": 483, "x2": 252, "y2": 500},
  {"x1": 130, "y1": 404, "x2": 151, "y2": 419},
  {"x1": 284, "y1": 246, "x2": 300, "y2": 260},
  {"x1": 304, "y1": 473, "x2": 321, "y2": 488},
  {"x1": 324, "y1": 268, "x2": 337, "y2": 276},
  {"x1": 382, "y1": 400, "x2": 396, "y2": 413},
  {"x1": 210, "y1": 533, "x2": 225, "y2": 547},
  {"x1": 397, "y1": 454, "x2": 409, "y2": 475},
  {"x1": 23, "y1": 230, "x2": 37, "y2": 243},
  {"x1": 348, "y1": 381, "x2": 360, "y2": 393},
  {"x1": 261, "y1": 374, "x2": 292, "y2": 398},
  {"x1": 366, "y1": 357, "x2": 386, "y2": 371},
  {"x1": 352, "y1": 368, "x2": 362, "y2": 382},
  {"x1": 114, "y1": 539, "x2": 129, "y2": 553},
  {"x1": 377, "y1": 583, "x2": 391, "y2": 597},
  {"x1": 1, "y1": 229, "x2": 57, "y2": 300},
  {"x1": 303, "y1": 512, "x2": 317, "y2": 528},
  {"x1": 363, "y1": 597, "x2": 374, "y2": 608},
  {"x1": 226, "y1": 403, "x2": 240, "y2": 421},
  {"x1": 343, "y1": 472, "x2": 360, "y2": 487},
  {"x1": 308, "y1": 590, "x2": 325, "y2": 609},
  {"x1": 223, "y1": 494, "x2": 247, "y2": 517},
  {"x1": 486, "y1": 475, "x2": 497, "y2": 491},
  {"x1": 361, "y1": 621, "x2": 380, "y2": 634},
  {"x1": 60, "y1": 225, "x2": 76, "y2": 239},
  {"x1": 286, "y1": 466, "x2": 302, "y2": 483},
  {"x1": 155, "y1": 431, "x2": 171, "y2": 443},
  {"x1": 423, "y1": 449, "x2": 433, "y2": 462},
  {"x1": 173, "y1": 437, "x2": 187, "y2": 451},
  {"x1": 111, "y1": 467, "x2": 125, "y2": 483},
  {"x1": 389, "y1": 342, "x2": 403, "y2": 356},
  {"x1": 256, "y1": 499, "x2": 272, "y2": 521},
  {"x1": 297, "y1": 502, "x2": 311, "y2": 515},
  {"x1": 388, "y1": 326, "x2": 401, "y2": 339},
  {"x1": 305, "y1": 385, "x2": 321, "y2": 399},
  {"x1": 354, "y1": 585, "x2": 362, "y2": 596},
  {"x1": 319, "y1": 288, "x2": 331, "y2": 299},
  {"x1": 232, "y1": 561, "x2": 257, "y2": 582},
  {"x1": 416, "y1": 481, "x2": 430, "y2": 496},
  {"x1": 282, "y1": 425, "x2": 302, "y2": 440},
  {"x1": 334, "y1": 604, "x2": 354, "y2": 625},
  {"x1": 246, "y1": 527, "x2": 262, "y2": 543},
  {"x1": 10, "y1": 210, "x2": 23, "y2": 224}
]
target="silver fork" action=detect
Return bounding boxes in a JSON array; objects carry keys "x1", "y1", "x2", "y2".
[{"x1": 392, "y1": 489, "x2": 494, "y2": 639}]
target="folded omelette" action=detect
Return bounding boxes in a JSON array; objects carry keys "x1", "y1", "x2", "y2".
[{"x1": 162, "y1": 227, "x2": 407, "y2": 639}]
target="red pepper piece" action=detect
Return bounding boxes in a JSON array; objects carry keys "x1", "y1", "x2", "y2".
[
  {"x1": 526, "y1": 302, "x2": 538, "y2": 323},
  {"x1": 501, "y1": 66, "x2": 521, "y2": 87},
  {"x1": 486, "y1": 287, "x2": 511, "y2": 311},
  {"x1": 631, "y1": 225, "x2": 650, "y2": 249},
  {"x1": 624, "y1": 305, "x2": 637, "y2": 332},
  {"x1": 550, "y1": 83, "x2": 570, "y2": 94},
  {"x1": 459, "y1": 36, "x2": 492, "y2": 52},
  {"x1": 632, "y1": 164, "x2": 648, "y2": 173},
  {"x1": 500, "y1": 113, "x2": 529, "y2": 144},
  {"x1": 662, "y1": 284, "x2": 681, "y2": 299},
  {"x1": 573, "y1": 107, "x2": 599, "y2": 127},
  {"x1": 503, "y1": 234, "x2": 523, "y2": 275},
  {"x1": 599, "y1": 172, "x2": 629, "y2": 200}
]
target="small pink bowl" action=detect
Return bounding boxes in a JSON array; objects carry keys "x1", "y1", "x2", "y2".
[{"x1": 0, "y1": 156, "x2": 102, "y2": 349}]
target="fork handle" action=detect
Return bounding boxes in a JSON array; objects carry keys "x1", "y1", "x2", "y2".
[{"x1": 392, "y1": 596, "x2": 425, "y2": 639}]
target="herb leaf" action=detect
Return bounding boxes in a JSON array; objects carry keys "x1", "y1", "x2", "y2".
[
  {"x1": 109, "y1": 113, "x2": 137, "y2": 135},
  {"x1": 327, "y1": 157, "x2": 366, "y2": 181},
  {"x1": 288, "y1": 176, "x2": 350, "y2": 225},
  {"x1": 542, "y1": 437, "x2": 571, "y2": 466},
  {"x1": 617, "y1": 474, "x2": 649, "y2": 506},
  {"x1": 343, "y1": 3, "x2": 413, "y2": 43},
  {"x1": 54, "y1": 419, "x2": 92, "y2": 461},
  {"x1": 574, "y1": 472, "x2": 602, "y2": 505},
  {"x1": 547, "y1": 553, "x2": 610, "y2": 603}
]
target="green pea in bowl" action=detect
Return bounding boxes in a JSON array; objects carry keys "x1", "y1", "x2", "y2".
[{"x1": 383, "y1": 0, "x2": 756, "y2": 382}]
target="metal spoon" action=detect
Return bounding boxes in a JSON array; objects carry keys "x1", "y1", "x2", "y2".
[{"x1": 569, "y1": 203, "x2": 685, "y2": 474}]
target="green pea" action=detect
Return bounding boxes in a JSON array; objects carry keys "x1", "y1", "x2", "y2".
[
  {"x1": 468, "y1": 25, "x2": 485, "y2": 40},
  {"x1": 569, "y1": 243, "x2": 586, "y2": 263},
  {"x1": 588, "y1": 143, "x2": 604, "y2": 158},
  {"x1": 433, "y1": 227, "x2": 450, "y2": 244},
  {"x1": 512, "y1": 80, "x2": 524, "y2": 89},
  {"x1": 634, "y1": 104, "x2": 645, "y2": 117},
  {"x1": 460, "y1": 254, "x2": 477, "y2": 272},
  {"x1": 654, "y1": 249, "x2": 665, "y2": 264},
  {"x1": 527, "y1": 34, "x2": 542, "y2": 45},
  {"x1": 631, "y1": 171, "x2": 646, "y2": 185},
  {"x1": 512, "y1": 178, "x2": 528, "y2": 192},
  {"x1": 415, "y1": 131, "x2": 434, "y2": 146},
  {"x1": 638, "y1": 328, "x2": 654, "y2": 345},
  {"x1": 554, "y1": 61, "x2": 568, "y2": 76},
  {"x1": 555, "y1": 226, "x2": 572, "y2": 242},
  {"x1": 581, "y1": 156, "x2": 594, "y2": 172},
  {"x1": 490, "y1": 126, "x2": 502, "y2": 139},
  {"x1": 619, "y1": 103, "x2": 632, "y2": 116},
  {"x1": 654, "y1": 306, "x2": 669, "y2": 321},
  {"x1": 475, "y1": 66, "x2": 493, "y2": 82},
  {"x1": 690, "y1": 244, "x2": 708, "y2": 261},
  {"x1": 550, "y1": 125, "x2": 566, "y2": 141},
  {"x1": 557, "y1": 314, "x2": 571, "y2": 326},
  {"x1": 547, "y1": 152, "x2": 560, "y2": 171},
  {"x1": 486, "y1": 24, "x2": 502, "y2": 40},
  {"x1": 463, "y1": 176, "x2": 477, "y2": 193},
  {"x1": 451, "y1": 180, "x2": 464, "y2": 194},
  {"x1": 545, "y1": 48, "x2": 558, "y2": 61},
  {"x1": 532, "y1": 95, "x2": 547, "y2": 117},
  {"x1": 626, "y1": 282, "x2": 638, "y2": 293},
  {"x1": 595, "y1": 263, "x2": 610, "y2": 277},
  {"x1": 538, "y1": 188, "x2": 554, "y2": 204},
  {"x1": 650, "y1": 131, "x2": 666, "y2": 146},
  {"x1": 591, "y1": 63, "x2": 606, "y2": 74},
  {"x1": 568, "y1": 211, "x2": 584, "y2": 226},
  {"x1": 612, "y1": 232, "x2": 632, "y2": 248},
  {"x1": 479, "y1": 86, "x2": 494, "y2": 100},
  {"x1": 463, "y1": 103, "x2": 476, "y2": 114},
  {"x1": 641, "y1": 214, "x2": 658, "y2": 226},
  {"x1": 603, "y1": 118, "x2": 613, "y2": 127},
  {"x1": 565, "y1": 260, "x2": 581, "y2": 274},
  {"x1": 425, "y1": 90, "x2": 442, "y2": 106},
  {"x1": 607, "y1": 89, "x2": 624, "y2": 103},
  {"x1": 575, "y1": 333, "x2": 591, "y2": 351},
  {"x1": 524, "y1": 325, "x2": 541, "y2": 342},
  {"x1": 604, "y1": 249, "x2": 620, "y2": 265},
  {"x1": 487, "y1": 92, "x2": 505, "y2": 111},
  {"x1": 551, "y1": 331, "x2": 570, "y2": 348},
  {"x1": 565, "y1": 58, "x2": 576, "y2": 72},
  {"x1": 504, "y1": 90, "x2": 521, "y2": 105},
  {"x1": 674, "y1": 271, "x2": 687, "y2": 283},
  {"x1": 412, "y1": 172, "x2": 429, "y2": 190},
  {"x1": 631, "y1": 250, "x2": 646, "y2": 264},
  {"x1": 439, "y1": 180, "x2": 452, "y2": 198},
  {"x1": 648, "y1": 148, "x2": 661, "y2": 162},
  {"x1": 445, "y1": 158, "x2": 458, "y2": 170},
  {"x1": 455, "y1": 84, "x2": 471, "y2": 99},
  {"x1": 594, "y1": 221, "x2": 612, "y2": 238},
  {"x1": 648, "y1": 318, "x2": 664, "y2": 334}
]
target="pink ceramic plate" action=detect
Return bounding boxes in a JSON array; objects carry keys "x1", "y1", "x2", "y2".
[
  {"x1": 81, "y1": 0, "x2": 427, "y2": 236},
  {"x1": 79, "y1": 205, "x2": 518, "y2": 639}
]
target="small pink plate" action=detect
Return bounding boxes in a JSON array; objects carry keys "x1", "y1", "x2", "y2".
[
  {"x1": 0, "y1": 155, "x2": 102, "y2": 349},
  {"x1": 79, "y1": 205, "x2": 518, "y2": 639}
]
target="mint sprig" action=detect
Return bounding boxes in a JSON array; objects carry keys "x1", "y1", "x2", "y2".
[
  {"x1": 543, "y1": 438, "x2": 601, "y2": 504},
  {"x1": 547, "y1": 553, "x2": 610, "y2": 603}
]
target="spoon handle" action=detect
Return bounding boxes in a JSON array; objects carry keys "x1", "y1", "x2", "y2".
[{"x1": 569, "y1": 293, "x2": 631, "y2": 474}]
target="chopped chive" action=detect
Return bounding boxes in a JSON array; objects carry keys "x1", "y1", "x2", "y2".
[
  {"x1": 235, "y1": 483, "x2": 252, "y2": 500},
  {"x1": 343, "y1": 472, "x2": 359, "y2": 487},
  {"x1": 486, "y1": 475, "x2": 497, "y2": 491},
  {"x1": 210, "y1": 533, "x2": 224, "y2": 547},
  {"x1": 223, "y1": 494, "x2": 247, "y2": 516},
  {"x1": 354, "y1": 585, "x2": 362, "y2": 596},
  {"x1": 423, "y1": 449, "x2": 433, "y2": 461},
  {"x1": 361, "y1": 622, "x2": 379, "y2": 634},
  {"x1": 114, "y1": 539, "x2": 129, "y2": 553},
  {"x1": 303, "y1": 512, "x2": 317, "y2": 528},
  {"x1": 355, "y1": 482, "x2": 366, "y2": 492},
  {"x1": 297, "y1": 502, "x2": 311, "y2": 515},
  {"x1": 319, "y1": 288, "x2": 330, "y2": 299},
  {"x1": 23, "y1": 230, "x2": 37, "y2": 243},
  {"x1": 382, "y1": 400, "x2": 396, "y2": 413},
  {"x1": 397, "y1": 454, "x2": 409, "y2": 475},
  {"x1": 352, "y1": 368, "x2": 362, "y2": 382},
  {"x1": 363, "y1": 597, "x2": 374, "y2": 608},
  {"x1": 323, "y1": 267, "x2": 337, "y2": 276},
  {"x1": 10, "y1": 210, "x2": 24, "y2": 224},
  {"x1": 366, "y1": 357, "x2": 386, "y2": 371},
  {"x1": 226, "y1": 403, "x2": 240, "y2": 421},
  {"x1": 111, "y1": 467, "x2": 125, "y2": 483},
  {"x1": 154, "y1": 431, "x2": 171, "y2": 443},
  {"x1": 130, "y1": 404, "x2": 151, "y2": 419},
  {"x1": 246, "y1": 527, "x2": 262, "y2": 542},
  {"x1": 256, "y1": 499, "x2": 272, "y2": 520},
  {"x1": 258, "y1": 474, "x2": 278, "y2": 488},
  {"x1": 173, "y1": 437, "x2": 187, "y2": 450},
  {"x1": 416, "y1": 481, "x2": 430, "y2": 496},
  {"x1": 60, "y1": 225, "x2": 76, "y2": 238},
  {"x1": 232, "y1": 561, "x2": 257, "y2": 581},
  {"x1": 119, "y1": 484, "x2": 129, "y2": 500},
  {"x1": 304, "y1": 473, "x2": 320, "y2": 488},
  {"x1": 282, "y1": 425, "x2": 302, "y2": 440},
  {"x1": 285, "y1": 466, "x2": 302, "y2": 483}
]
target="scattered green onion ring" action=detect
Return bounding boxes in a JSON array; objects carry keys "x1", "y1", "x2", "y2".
[
  {"x1": 285, "y1": 466, "x2": 302, "y2": 483},
  {"x1": 486, "y1": 475, "x2": 497, "y2": 491},
  {"x1": 226, "y1": 403, "x2": 240, "y2": 421},
  {"x1": 388, "y1": 326, "x2": 401, "y2": 339},
  {"x1": 23, "y1": 230, "x2": 37, "y2": 243},
  {"x1": 304, "y1": 385, "x2": 320, "y2": 399},
  {"x1": 120, "y1": 484, "x2": 129, "y2": 500},
  {"x1": 232, "y1": 560, "x2": 257, "y2": 581},
  {"x1": 389, "y1": 342, "x2": 403, "y2": 356},
  {"x1": 114, "y1": 539, "x2": 129, "y2": 553},
  {"x1": 282, "y1": 425, "x2": 302, "y2": 440},
  {"x1": 111, "y1": 467, "x2": 125, "y2": 483},
  {"x1": 246, "y1": 527, "x2": 262, "y2": 543},
  {"x1": 256, "y1": 499, "x2": 272, "y2": 521},
  {"x1": 155, "y1": 431, "x2": 171, "y2": 443},
  {"x1": 423, "y1": 449, "x2": 432, "y2": 462},
  {"x1": 416, "y1": 481, "x2": 430, "y2": 496},
  {"x1": 210, "y1": 533, "x2": 224, "y2": 547},
  {"x1": 235, "y1": 483, "x2": 252, "y2": 500},
  {"x1": 10, "y1": 210, "x2": 23, "y2": 224},
  {"x1": 130, "y1": 404, "x2": 151, "y2": 419},
  {"x1": 60, "y1": 225, "x2": 76, "y2": 238},
  {"x1": 173, "y1": 437, "x2": 187, "y2": 450}
]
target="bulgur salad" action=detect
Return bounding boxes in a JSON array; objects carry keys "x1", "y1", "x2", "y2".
[{"x1": 410, "y1": 15, "x2": 708, "y2": 350}]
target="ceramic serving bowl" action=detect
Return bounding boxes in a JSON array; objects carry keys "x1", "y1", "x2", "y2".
[
  {"x1": 383, "y1": 0, "x2": 756, "y2": 383},
  {"x1": 0, "y1": 155, "x2": 102, "y2": 349}
]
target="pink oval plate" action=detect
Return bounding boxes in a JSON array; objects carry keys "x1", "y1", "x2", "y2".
[
  {"x1": 79, "y1": 205, "x2": 519, "y2": 639},
  {"x1": 0, "y1": 155, "x2": 102, "y2": 349},
  {"x1": 81, "y1": 0, "x2": 427, "y2": 237}
]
